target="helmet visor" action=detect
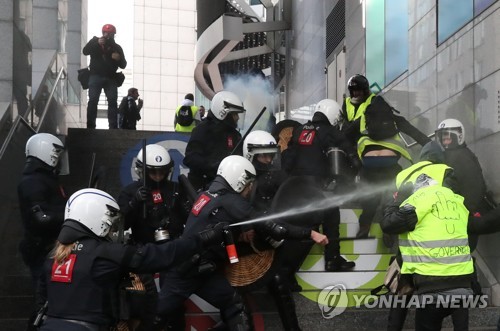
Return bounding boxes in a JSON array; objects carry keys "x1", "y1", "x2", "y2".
[
  {"x1": 435, "y1": 129, "x2": 460, "y2": 149},
  {"x1": 53, "y1": 143, "x2": 69, "y2": 175},
  {"x1": 247, "y1": 144, "x2": 281, "y2": 169},
  {"x1": 102, "y1": 204, "x2": 121, "y2": 237}
]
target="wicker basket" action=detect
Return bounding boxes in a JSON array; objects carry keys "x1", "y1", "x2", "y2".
[{"x1": 225, "y1": 248, "x2": 275, "y2": 287}]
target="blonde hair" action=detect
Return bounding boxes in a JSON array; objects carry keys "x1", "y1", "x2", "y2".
[{"x1": 51, "y1": 241, "x2": 74, "y2": 264}]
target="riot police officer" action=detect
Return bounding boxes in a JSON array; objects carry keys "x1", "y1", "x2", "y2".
[
  {"x1": 282, "y1": 99, "x2": 359, "y2": 271},
  {"x1": 117, "y1": 144, "x2": 187, "y2": 329},
  {"x1": 183, "y1": 90, "x2": 246, "y2": 191},
  {"x1": 18, "y1": 133, "x2": 67, "y2": 288},
  {"x1": 153, "y1": 155, "x2": 258, "y2": 331},
  {"x1": 119, "y1": 144, "x2": 186, "y2": 243},
  {"x1": 243, "y1": 130, "x2": 328, "y2": 330},
  {"x1": 37, "y1": 188, "x2": 225, "y2": 331},
  {"x1": 18, "y1": 133, "x2": 67, "y2": 331}
]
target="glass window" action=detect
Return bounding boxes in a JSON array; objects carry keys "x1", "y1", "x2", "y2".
[
  {"x1": 366, "y1": 0, "x2": 385, "y2": 90},
  {"x1": 385, "y1": 0, "x2": 408, "y2": 83},
  {"x1": 474, "y1": 0, "x2": 496, "y2": 15},
  {"x1": 366, "y1": 0, "x2": 408, "y2": 89},
  {"x1": 437, "y1": 0, "x2": 473, "y2": 43}
]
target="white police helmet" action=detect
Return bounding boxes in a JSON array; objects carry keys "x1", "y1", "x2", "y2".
[
  {"x1": 243, "y1": 130, "x2": 279, "y2": 163},
  {"x1": 435, "y1": 118, "x2": 465, "y2": 149},
  {"x1": 217, "y1": 155, "x2": 256, "y2": 193},
  {"x1": 134, "y1": 144, "x2": 174, "y2": 179},
  {"x1": 211, "y1": 91, "x2": 246, "y2": 121},
  {"x1": 64, "y1": 188, "x2": 120, "y2": 237},
  {"x1": 314, "y1": 99, "x2": 342, "y2": 126},
  {"x1": 25, "y1": 133, "x2": 64, "y2": 167}
]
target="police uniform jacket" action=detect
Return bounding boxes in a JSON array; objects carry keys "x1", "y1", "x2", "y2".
[
  {"x1": 118, "y1": 180, "x2": 187, "y2": 244},
  {"x1": 251, "y1": 163, "x2": 287, "y2": 214},
  {"x1": 184, "y1": 114, "x2": 242, "y2": 187},
  {"x1": 444, "y1": 144, "x2": 488, "y2": 214},
  {"x1": 38, "y1": 221, "x2": 202, "y2": 327},
  {"x1": 17, "y1": 157, "x2": 66, "y2": 263},
  {"x1": 282, "y1": 117, "x2": 356, "y2": 178},
  {"x1": 183, "y1": 176, "x2": 253, "y2": 261}
]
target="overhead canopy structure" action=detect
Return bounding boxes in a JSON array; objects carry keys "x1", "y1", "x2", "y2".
[{"x1": 194, "y1": 0, "x2": 291, "y2": 100}]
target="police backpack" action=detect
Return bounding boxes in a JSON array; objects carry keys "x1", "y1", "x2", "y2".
[{"x1": 176, "y1": 105, "x2": 194, "y2": 126}]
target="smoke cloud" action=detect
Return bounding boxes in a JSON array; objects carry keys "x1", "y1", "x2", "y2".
[{"x1": 224, "y1": 73, "x2": 277, "y2": 135}]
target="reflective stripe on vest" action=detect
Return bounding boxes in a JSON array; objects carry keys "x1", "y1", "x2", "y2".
[
  {"x1": 345, "y1": 93, "x2": 375, "y2": 121},
  {"x1": 357, "y1": 134, "x2": 411, "y2": 161},
  {"x1": 395, "y1": 161, "x2": 451, "y2": 189},
  {"x1": 398, "y1": 185, "x2": 473, "y2": 276}
]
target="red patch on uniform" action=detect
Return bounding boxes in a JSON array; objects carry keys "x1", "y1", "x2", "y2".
[
  {"x1": 298, "y1": 130, "x2": 316, "y2": 145},
  {"x1": 51, "y1": 254, "x2": 77, "y2": 283},
  {"x1": 191, "y1": 194, "x2": 211, "y2": 216},
  {"x1": 151, "y1": 189, "x2": 163, "y2": 204},
  {"x1": 227, "y1": 136, "x2": 234, "y2": 149}
]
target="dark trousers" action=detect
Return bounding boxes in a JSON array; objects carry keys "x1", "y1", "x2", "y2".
[
  {"x1": 415, "y1": 305, "x2": 468, "y2": 331},
  {"x1": 322, "y1": 206, "x2": 341, "y2": 260},
  {"x1": 156, "y1": 269, "x2": 244, "y2": 323},
  {"x1": 87, "y1": 74, "x2": 118, "y2": 129},
  {"x1": 358, "y1": 163, "x2": 401, "y2": 226},
  {"x1": 387, "y1": 295, "x2": 410, "y2": 331}
]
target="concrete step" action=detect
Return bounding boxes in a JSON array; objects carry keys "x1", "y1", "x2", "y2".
[
  {"x1": 300, "y1": 254, "x2": 393, "y2": 272},
  {"x1": 308, "y1": 237, "x2": 393, "y2": 255}
]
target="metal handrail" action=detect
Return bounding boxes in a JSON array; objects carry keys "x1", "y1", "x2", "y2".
[
  {"x1": 0, "y1": 63, "x2": 67, "y2": 160},
  {"x1": 399, "y1": 131, "x2": 435, "y2": 148},
  {"x1": 0, "y1": 115, "x2": 35, "y2": 160},
  {"x1": 36, "y1": 66, "x2": 66, "y2": 133}
]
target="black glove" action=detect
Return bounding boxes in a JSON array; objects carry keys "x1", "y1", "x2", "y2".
[
  {"x1": 134, "y1": 186, "x2": 150, "y2": 202},
  {"x1": 197, "y1": 222, "x2": 228, "y2": 247},
  {"x1": 262, "y1": 221, "x2": 288, "y2": 240}
]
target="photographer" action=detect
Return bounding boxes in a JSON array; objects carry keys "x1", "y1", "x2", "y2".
[{"x1": 83, "y1": 23, "x2": 127, "y2": 129}]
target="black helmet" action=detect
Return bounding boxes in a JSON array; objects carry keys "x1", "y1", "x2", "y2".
[{"x1": 348, "y1": 74, "x2": 369, "y2": 91}]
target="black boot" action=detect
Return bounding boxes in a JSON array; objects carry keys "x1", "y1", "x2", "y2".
[
  {"x1": 221, "y1": 293, "x2": 253, "y2": 331},
  {"x1": 325, "y1": 255, "x2": 355, "y2": 272},
  {"x1": 269, "y1": 274, "x2": 302, "y2": 331}
]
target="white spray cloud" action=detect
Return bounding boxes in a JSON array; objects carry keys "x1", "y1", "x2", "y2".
[{"x1": 224, "y1": 74, "x2": 277, "y2": 135}]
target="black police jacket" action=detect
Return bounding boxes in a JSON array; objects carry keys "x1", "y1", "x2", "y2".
[
  {"x1": 119, "y1": 180, "x2": 188, "y2": 244},
  {"x1": 183, "y1": 116, "x2": 242, "y2": 184},
  {"x1": 38, "y1": 228, "x2": 201, "y2": 326},
  {"x1": 444, "y1": 145, "x2": 488, "y2": 213},
  {"x1": 183, "y1": 177, "x2": 254, "y2": 260},
  {"x1": 282, "y1": 119, "x2": 356, "y2": 178},
  {"x1": 17, "y1": 158, "x2": 66, "y2": 261}
]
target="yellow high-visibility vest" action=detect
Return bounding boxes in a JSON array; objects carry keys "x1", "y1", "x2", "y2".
[
  {"x1": 345, "y1": 93, "x2": 376, "y2": 121},
  {"x1": 395, "y1": 161, "x2": 452, "y2": 189},
  {"x1": 398, "y1": 185, "x2": 473, "y2": 276},
  {"x1": 175, "y1": 105, "x2": 199, "y2": 132}
]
